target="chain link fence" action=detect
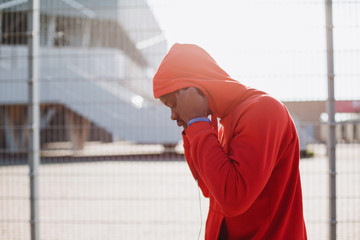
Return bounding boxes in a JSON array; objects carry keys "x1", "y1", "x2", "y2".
[{"x1": 0, "y1": 0, "x2": 359, "y2": 239}]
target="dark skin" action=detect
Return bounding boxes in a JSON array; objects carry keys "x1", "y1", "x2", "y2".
[{"x1": 159, "y1": 87, "x2": 212, "y2": 130}]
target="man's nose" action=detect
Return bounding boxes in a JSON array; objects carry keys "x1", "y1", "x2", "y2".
[{"x1": 171, "y1": 109, "x2": 178, "y2": 121}]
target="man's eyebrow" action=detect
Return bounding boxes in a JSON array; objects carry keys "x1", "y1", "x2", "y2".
[
  {"x1": 160, "y1": 91, "x2": 177, "y2": 106},
  {"x1": 165, "y1": 97, "x2": 174, "y2": 106},
  {"x1": 160, "y1": 95, "x2": 172, "y2": 106},
  {"x1": 163, "y1": 99, "x2": 171, "y2": 106}
]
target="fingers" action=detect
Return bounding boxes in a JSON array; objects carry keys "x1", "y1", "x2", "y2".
[{"x1": 175, "y1": 87, "x2": 209, "y2": 123}]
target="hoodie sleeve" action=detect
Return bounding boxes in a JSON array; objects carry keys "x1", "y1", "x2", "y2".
[
  {"x1": 182, "y1": 132, "x2": 210, "y2": 198},
  {"x1": 184, "y1": 96, "x2": 293, "y2": 217}
]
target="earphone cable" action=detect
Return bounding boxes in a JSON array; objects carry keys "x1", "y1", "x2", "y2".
[{"x1": 196, "y1": 179, "x2": 202, "y2": 240}]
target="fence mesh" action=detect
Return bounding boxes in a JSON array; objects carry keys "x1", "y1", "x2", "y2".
[{"x1": 0, "y1": 0, "x2": 359, "y2": 239}]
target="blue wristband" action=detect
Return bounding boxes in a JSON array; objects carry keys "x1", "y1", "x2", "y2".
[{"x1": 187, "y1": 117, "x2": 211, "y2": 127}]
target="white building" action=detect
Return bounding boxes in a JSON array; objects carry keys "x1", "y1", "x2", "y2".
[{"x1": 0, "y1": 0, "x2": 182, "y2": 151}]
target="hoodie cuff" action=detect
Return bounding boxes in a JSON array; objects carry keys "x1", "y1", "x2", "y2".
[{"x1": 185, "y1": 121, "x2": 214, "y2": 143}]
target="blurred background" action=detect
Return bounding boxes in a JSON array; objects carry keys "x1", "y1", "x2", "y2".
[{"x1": 0, "y1": 0, "x2": 359, "y2": 239}]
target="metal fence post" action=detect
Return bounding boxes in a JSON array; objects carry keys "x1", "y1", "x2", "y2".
[
  {"x1": 28, "y1": 0, "x2": 40, "y2": 239},
  {"x1": 325, "y1": 0, "x2": 336, "y2": 239}
]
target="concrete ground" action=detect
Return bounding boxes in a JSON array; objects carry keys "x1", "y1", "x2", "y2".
[{"x1": 0, "y1": 144, "x2": 359, "y2": 240}]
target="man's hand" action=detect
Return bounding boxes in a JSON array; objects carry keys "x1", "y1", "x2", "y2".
[{"x1": 175, "y1": 87, "x2": 209, "y2": 124}]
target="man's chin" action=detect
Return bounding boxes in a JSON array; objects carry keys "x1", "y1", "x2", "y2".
[{"x1": 177, "y1": 121, "x2": 186, "y2": 128}]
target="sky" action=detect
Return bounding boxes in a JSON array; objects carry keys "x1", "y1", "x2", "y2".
[{"x1": 147, "y1": 0, "x2": 360, "y2": 102}]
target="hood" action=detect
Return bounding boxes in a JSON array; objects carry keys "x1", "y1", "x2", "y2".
[{"x1": 153, "y1": 43, "x2": 252, "y2": 119}]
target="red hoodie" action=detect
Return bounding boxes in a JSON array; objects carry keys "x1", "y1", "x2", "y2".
[{"x1": 153, "y1": 43, "x2": 307, "y2": 240}]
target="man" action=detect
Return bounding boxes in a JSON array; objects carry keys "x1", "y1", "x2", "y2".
[{"x1": 153, "y1": 43, "x2": 307, "y2": 239}]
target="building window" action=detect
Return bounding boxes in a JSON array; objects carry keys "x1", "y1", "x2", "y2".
[{"x1": 1, "y1": 11, "x2": 28, "y2": 45}]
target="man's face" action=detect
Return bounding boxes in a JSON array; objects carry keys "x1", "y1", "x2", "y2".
[{"x1": 159, "y1": 91, "x2": 187, "y2": 129}]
